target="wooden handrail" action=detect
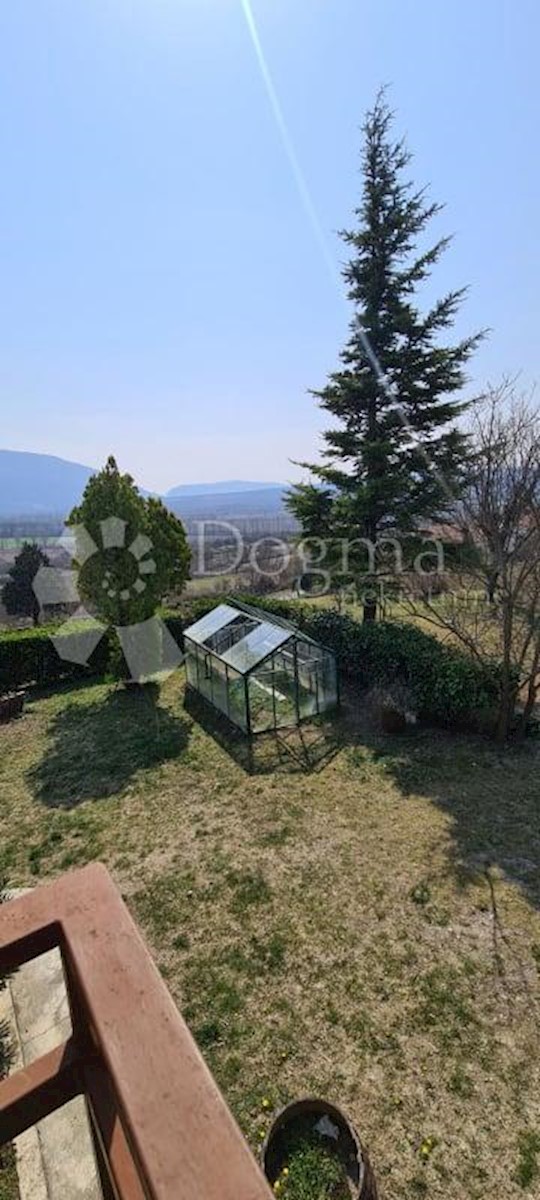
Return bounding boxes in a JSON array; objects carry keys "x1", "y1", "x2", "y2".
[{"x1": 0, "y1": 864, "x2": 273, "y2": 1200}]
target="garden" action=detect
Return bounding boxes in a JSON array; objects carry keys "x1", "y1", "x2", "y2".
[
  {"x1": 1, "y1": 80, "x2": 540, "y2": 1199},
  {"x1": 1, "y1": 635, "x2": 540, "y2": 1197}
]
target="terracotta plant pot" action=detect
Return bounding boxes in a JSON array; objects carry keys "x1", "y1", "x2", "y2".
[
  {"x1": 261, "y1": 1097, "x2": 378, "y2": 1199},
  {"x1": 0, "y1": 691, "x2": 25, "y2": 724}
]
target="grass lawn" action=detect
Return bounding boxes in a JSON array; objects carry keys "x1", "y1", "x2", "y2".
[
  {"x1": 0, "y1": 1147, "x2": 18, "y2": 1200},
  {"x1": 1, "y1": 674, "x2": 540, "y2": 1198}
]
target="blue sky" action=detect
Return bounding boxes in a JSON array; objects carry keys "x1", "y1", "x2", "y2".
[{"x1": 0, "y1": 0, "x2": 538, "y2": 491}]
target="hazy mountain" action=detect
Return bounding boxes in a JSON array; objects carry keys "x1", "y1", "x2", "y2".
[
  {"x1": 0, "y1": 450, "x2": 290, "y2": 522},
  {"x1": 0, "y1": 450, "x2": 95, "y2": 517},
  {"x1": 166, "y1": 480, "x2": 283, "y2": 497},
  {"x1": 166, "y1": 487, "x2": 289, "y2": 520}
]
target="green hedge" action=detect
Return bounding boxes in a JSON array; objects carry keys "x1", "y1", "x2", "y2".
[
  {"x1": 301, "y1": 610, "x2": 505, "y2": 729},
  {"x1": 0, "y1": 625, "x2": 113, "y2": 693},
  {"x1": 0, "y1": 596, "x2": 506, "y2": 732},
  {"x1": 166, "y1": 593, "x2": 312, "y2": 632},
  {"x1": 215, "y1": 597, "x2": 506, "y2": 731},
  {"x1": 0, "y1": 595, "x2": 305, "y2": 692}
]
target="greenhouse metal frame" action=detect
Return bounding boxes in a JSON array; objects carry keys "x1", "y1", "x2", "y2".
[{"x1": 183, "y1": 600, "x2": 339, "y2": 736}]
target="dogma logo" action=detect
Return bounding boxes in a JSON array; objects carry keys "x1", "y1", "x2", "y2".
[{"x1": 32, "y1": 516, "x2": 183, "y2": 683}]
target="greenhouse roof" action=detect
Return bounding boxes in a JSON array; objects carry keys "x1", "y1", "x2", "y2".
[
  {"x1": 221, "y1": 622, "x2": 291, "y2": 673},
  {"x1": 183, "y1": 603, "x2": 241, "y2": 646},
  {"x1": 184, "y1": 602, "x2": 295, "y2": 674}
]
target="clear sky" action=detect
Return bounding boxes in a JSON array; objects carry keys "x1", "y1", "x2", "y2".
[{"x1": 0, "y1": 0, "x2": 538, "y2": 492}]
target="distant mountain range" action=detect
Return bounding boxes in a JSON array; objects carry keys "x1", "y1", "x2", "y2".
[
  {"x1": 166, "y1": 480, "x2": 283, "y2": 498},
  {"x1": 0, "y1": 449, "x2": 289, "y2": 521},
  {"x1": 166, "y1": 487, "x2": 287, "y2": 520},
  {"x1": 0, "y1": 450, "x2": 94, "y2": 517}
]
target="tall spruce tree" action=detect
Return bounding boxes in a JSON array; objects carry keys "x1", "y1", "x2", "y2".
[{"x1": 287, "y1": 92, "x2": 483, "y2": 618}]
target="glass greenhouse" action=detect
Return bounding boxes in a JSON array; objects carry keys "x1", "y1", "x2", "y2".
[{"x1": 183, "y1": 601, "x2": 338, "y2": 735}]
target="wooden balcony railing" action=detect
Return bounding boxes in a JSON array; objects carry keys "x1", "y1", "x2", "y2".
[{"x1": 0, "y1": 863, "x2": 273, "y2": 1200}]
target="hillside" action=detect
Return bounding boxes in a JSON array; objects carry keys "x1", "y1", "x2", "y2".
[
  {"x1": 166, "y1": 480, "x2": 283, "y2": 497},
  {"x1": 0, "y1": 450, "x2": 94, "y2": 516},
  {"x1": 166, "y1": 486, "x2": 288, "y2": 520},
  {"x1": 0, "y1": 450, "x2": 290, "y2": 523}
]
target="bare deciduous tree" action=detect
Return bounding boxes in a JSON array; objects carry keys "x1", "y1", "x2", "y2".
[{"x1": 404, "y1": 380, "x2": 540, "y2": 741}]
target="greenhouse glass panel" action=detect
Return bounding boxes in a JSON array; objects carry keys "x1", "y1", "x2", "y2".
[
  {"x1": 268, "y1": 648, "x2": 299, "y2": 726},
  {"x1": 211, "y1": 658, "x2": 229, "y2": 718},
  {"x1": 221, "y1": 622, "x2": 292, "y2": 674},
  {"x1": 248, "y1": 666, "x2": 276, "y2": 733},
  {"x1": 205, "y1": 614, "x2": 258, "y2": 657},
  {"x1": 321, "y1": 651, "x2": 338, "y2": 709},
  {"x1": 184, "y1": 604, "x2": 241, "y2": 647},
  {"x1": 227, "y1": 666, "x2": 248, "y2": 731},
  {"x1": 295, "y1": 642, "x2": 323, "y2": 719},
  {"x1": 195, "y1": 647, "x2": 213, "y2": 704},
  {"x1": 185, "y1": 647, "x2": 198, "y2": 688}
]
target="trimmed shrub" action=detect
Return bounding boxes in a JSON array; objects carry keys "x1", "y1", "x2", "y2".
[
  {"x1": 302, "y1": 610, "x2": 505, "y2": 730},
  {"x1": 0, "y1": 625, "x2": 112, "y2": 693},
  {"x1": 161, "y1": 612, "x2": 188, "y2": 650},
  {"x1": 0, "y1": 594, "x2": 308, "y2": 691},
  {"x1": 175, "y1": 595, "x2": 507, "y2": 735},
  {"x1": 163, "y1": 593, "x2": 311, "y2": 633},
  {"x1": 0, "y1": 596, "x2": 507, "y2": 733}
]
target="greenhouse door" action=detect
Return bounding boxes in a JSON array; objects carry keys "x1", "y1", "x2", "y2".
[
  {"x1": 248, "y1": 663, "x2": 277, "y2": 733},
  {"x1": 297, "y1": 660, "x2": 319, "y2": 721}
]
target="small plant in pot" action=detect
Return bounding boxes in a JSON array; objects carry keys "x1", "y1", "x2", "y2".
[
  {"x1": 367, "y1": 683, "x2": 417, "y2": 735},
  {"x1": 0, "y1": 690, "x2": 25, "y2": 725},
  {"x1": 261, "y1": 1098, "x2": 377, "y2": 1199}
]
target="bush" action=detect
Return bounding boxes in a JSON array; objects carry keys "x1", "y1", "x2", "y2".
[
  {"x1": 0, "y1": 624, "x2": 113, "y2": 693},
  {"x1": 302, "y1": 610, "x2": 505, "y2": 730},
  {"x1": 0, "y1": 593, "x2": 311, "y2": 692},
  {"x1": 0, "y1": 596, "x2": 507, "y2": 734},
  {"x1": 164, "y1": 593, "x2": 311, "y2": 634}
]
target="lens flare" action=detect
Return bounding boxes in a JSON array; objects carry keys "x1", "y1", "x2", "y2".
[{"x1": 239, "y1": 0, "x2": 457, "y2": 504}]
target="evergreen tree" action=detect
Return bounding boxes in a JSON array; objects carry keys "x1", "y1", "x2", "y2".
[
  {"x1": 68, "y1": 457, "x2": 191, "y2": 681},
  {"x1": 68, "y1": 456, "x2": 191, "y2": 629},
  {"x1": 287, "y1": 92, "x2": 483, "y2": 618},
  {"x1": 1, "y1": 542, "x2": 49, "y2": 626}
]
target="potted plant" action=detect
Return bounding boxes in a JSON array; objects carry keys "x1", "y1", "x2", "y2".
[
  {"x1": 0, "y1": 691, "x2": 25, "y2": 724},
  {"x1": 367, "y1": 684, "x2": 417, "y2": 735},
  {"x1": 261, "y1": 1097, "x2": 378, "y2": 1199}
]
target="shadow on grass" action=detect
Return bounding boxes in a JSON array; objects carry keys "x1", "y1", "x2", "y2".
[
  {"x1": 341, "y1": 690, "x2": 540, "y2": 911},
  {"x1": 28, "y1": 683, "x2": 191, "y2": 809},
  {"x1": 183, "y1": 687, "x2": 343, "y2": 776}
]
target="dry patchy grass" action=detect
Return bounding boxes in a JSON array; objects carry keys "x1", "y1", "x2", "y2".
[{"x1": 0, "y1": 675, "x2": 540, "y2": 1198}]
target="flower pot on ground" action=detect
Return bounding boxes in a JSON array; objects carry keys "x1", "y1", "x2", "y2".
[
  {"x1": 367, "y1": 684, "x2": 417, "y2": 736},
  {"x1": 379, "y1": 705, "x2": 407, "y2": 734},
  {"x1": 0, "y1": 691, "x2": 25, "y2": 724},
  {"x1": 261, "y1": 1097, "x2": 378, "y2": 1200}
]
